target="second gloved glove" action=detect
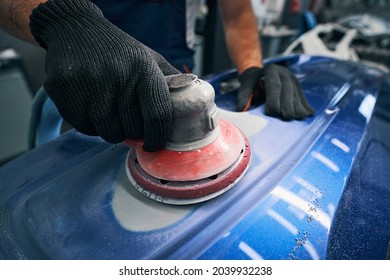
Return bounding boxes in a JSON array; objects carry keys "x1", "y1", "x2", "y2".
[
  {"x1": 237, "y1": 64, "x2": 315, "y2": 120},
  {"x1": 29, "y1": 0, "x2": 180, "y2": 152}
]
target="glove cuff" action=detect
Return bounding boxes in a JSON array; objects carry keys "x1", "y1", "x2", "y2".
[{"x1": 29, "y1": 0, "x2": 106, "y2": 49}]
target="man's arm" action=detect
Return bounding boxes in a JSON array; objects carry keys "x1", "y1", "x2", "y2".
[
  {"x1": 0, "y1": 0, "x2": 47, "y2": 44},
  {"x1": 217, "y1": 0, "x2": 263, "y2": 74},
  {"x1": 217, "y1": 0, "x2": 314, "y2": 118}
]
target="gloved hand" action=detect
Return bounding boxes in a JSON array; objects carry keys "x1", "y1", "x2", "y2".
[
  {"x1": 29, "y1": 0, "x2": 180, "y2": 152},
  {"x1": 237, "y1": 64, "x2": 315, "y2": 120}
]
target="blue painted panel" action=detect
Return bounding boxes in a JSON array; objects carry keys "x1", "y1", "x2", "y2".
[{"x1": 0, "y1": 55, "x2": 389, "y2": 260}]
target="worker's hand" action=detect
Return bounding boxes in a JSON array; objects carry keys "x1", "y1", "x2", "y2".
[
  {"x1": 29, "y1": 0, "x2": 180, "y2": 152},
  {"x1": 236, "y1": 65, "x2": 315, "y2": 120}
]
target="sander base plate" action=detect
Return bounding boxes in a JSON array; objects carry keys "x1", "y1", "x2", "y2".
[{"x1": 125, "y1": 132, "x2": 251, "y2": 205}]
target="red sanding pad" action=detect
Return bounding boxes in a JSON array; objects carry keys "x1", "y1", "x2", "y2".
[
  {"x1": 125, "y1": 122, "x2": 251, "y2": 205},
  {"x1": 125, "y1": 120, "x2": 245, "y2": 181}
]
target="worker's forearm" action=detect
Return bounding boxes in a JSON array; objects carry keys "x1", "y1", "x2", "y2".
[
  {"x1": 0, "y1": 0, "x2": 47, "y2": 44},
  {"x1": 218, "y1": 0, "x2": 263, "y2": 74}
]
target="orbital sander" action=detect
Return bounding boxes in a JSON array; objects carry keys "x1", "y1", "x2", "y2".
[{"x1": 125, "y1": 73, "x2": 251, "y2": 205}]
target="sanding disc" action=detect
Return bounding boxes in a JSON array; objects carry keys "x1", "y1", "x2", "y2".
[
  {"x1": 125, "y1": 121, "x2": 251, "y2": 205},
  {"x1": 125, "y1": 120, "x2": 246, "y2": 181}
]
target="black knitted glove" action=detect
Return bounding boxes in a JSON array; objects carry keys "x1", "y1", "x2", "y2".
[
  {"x1": 29, "y1": 0, "x2": 180, "y2": 151},
  {"x1": 237, "y1": 65, "x2": 315, "y2": 120}
]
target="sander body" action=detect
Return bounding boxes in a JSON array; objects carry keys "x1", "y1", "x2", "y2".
[{"x1": 125, "y1": 74, "x2": 251, "y2": 205}]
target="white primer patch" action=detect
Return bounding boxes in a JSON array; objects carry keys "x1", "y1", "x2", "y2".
[
  {"x1": 112, "y1": 164, "x2": 194, "y2": 232},
  {"x1": 219, "y1": 110, "x2": 268, "y2": 139}
]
